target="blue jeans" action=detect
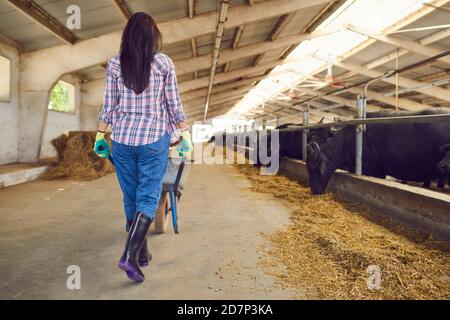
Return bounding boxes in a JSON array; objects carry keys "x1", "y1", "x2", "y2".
[{"x1": 112, "y1": 133, "x2": 169, "y2": 221}]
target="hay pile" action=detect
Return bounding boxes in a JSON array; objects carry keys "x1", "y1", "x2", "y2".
[
  {"x1": 235, "y1": 164, "x2": 450, "y2": 300},
  {"x1": 43, "y1": 131, "x2": 114, "y2": 180}
]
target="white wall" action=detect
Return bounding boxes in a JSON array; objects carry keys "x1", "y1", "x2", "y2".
[
  {"x1": 39, "y1": 74, "x2": 82, "y2": 160},
  {"x1": 0, "y1": 42, "x2": 19, "y2": 165},
  {"x1": 80, "y1": 78, "x2": 104, "y2": 131}
]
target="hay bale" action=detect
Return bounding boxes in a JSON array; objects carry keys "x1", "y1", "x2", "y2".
[
  {"x1": 51, "y1": 134, "x2": 68, "y2": 161},
  {"x1": 43, "y1": 131, "x2": 114, "y2": 180}
]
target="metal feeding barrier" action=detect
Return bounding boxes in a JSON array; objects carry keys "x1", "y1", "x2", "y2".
[{"x1": 232, "y1": 49, "x2": 450, "y2": 176}]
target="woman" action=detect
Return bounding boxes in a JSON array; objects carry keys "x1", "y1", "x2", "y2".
[{"x1": 94, "y1": 12, "x2": 192, "y2": 283}]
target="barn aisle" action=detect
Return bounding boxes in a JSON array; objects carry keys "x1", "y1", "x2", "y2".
[{"x1": 0, "y1": 164, "x2": 293, "y2": 300}]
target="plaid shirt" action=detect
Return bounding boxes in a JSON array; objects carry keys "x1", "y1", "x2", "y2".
[{"x1": 98, "y1": 52, "x2": 186, "y2": 146}]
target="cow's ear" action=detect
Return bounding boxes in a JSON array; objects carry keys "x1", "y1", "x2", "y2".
[{"x1": 438, "y1": 143, "x2": 450, "y2": 154}]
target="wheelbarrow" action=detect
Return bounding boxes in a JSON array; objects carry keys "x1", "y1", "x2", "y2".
[{"x1": 107, "y1": 155, "x2": 190, "y2": 234}]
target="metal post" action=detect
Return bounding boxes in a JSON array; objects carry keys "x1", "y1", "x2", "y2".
[
  {"x1": 262, "y1": 116, "x2": 266, "y2": 129},
  {"x1": 276, "y1": 115, "x2": 281, "y2": 127},
  {"x1": 355, "y1": 95, "x2": 366, "y2": 176},
  {"x1": 302, "y1": 109, "x2": 309, "y2": 161}
]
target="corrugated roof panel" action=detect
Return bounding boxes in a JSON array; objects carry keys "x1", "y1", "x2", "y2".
[
  {"x1": 220, "y1": 28, "x2": 237, "y2": 50},
  {"x1": 256, "y1": 47, "x2": 286, "y2": 64},
  {"x1": 0, "y1": 2, "x2": 64, "y2": 51},
  {"x1": 177, "y1": 72, "x2": 195, "y2": 82},
  {"x1": 195, "y1": 0, "x2": 248, "y2": 16},
  {"x1": 163, "y1": 41, "x2": 192, "y2": 60},
  {"x1": 194, "y1": 0, "x2": 219, "y2": 16},
  {"x1": 277, "y1": 3, "x2": 328, "y2": 37},
  {"x1": 0, "y1": 1, "x2": 14, "y2": 13},
  {"x1": 195, "y1": 27, "x2": 235, "y2": 50},
  {"x1": 197, "y1": 68, "x2": 210, "y2": 78},
  {"x1": 438, "y1": 37, "x2": 450, "y2": 48},
  {"x1": 238, "y1": 17, "x2": 278, "y2": 47},
  {"x1": 128, "y1": 0, "x2": 187, "y2": 22},
  {"x1": 345, "y1": 41, "x2": 398, "y2": 66},
  {"x1": 37, "y1": 0, "x2": 124, "y2": 41},
  {"x1": 196, "y1": 46, "x2": 213, "y2": 57},
  {"x1": 228, "y1": 56, "x2": 253, "y2": 71},
  {"x1": 394, "y1": 9, "x2": 450, "y2": 41}
]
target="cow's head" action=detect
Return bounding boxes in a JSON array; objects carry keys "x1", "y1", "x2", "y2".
[
  {"x1": 306, "y1": 142, "x2": 337, "y2": 195},
  {"x1": 310, "y1": 128, "x2": 334, "y2": 144},
  {"x1": 437, "y1": 143, "x2": 450, "y2": 174}
]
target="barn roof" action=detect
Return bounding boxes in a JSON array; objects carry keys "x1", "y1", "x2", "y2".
[{"x1": 0, "y1": 0, "x2": 449, "y2": 125}]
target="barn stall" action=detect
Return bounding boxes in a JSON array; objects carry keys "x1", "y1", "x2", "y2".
[{"x1": 0, "y1": 0, "x2": 449, "y2": 300}]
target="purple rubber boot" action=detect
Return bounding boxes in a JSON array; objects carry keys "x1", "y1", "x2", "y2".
[
  {"x1": 138, "y1": 239, "x2": 152, "y2": 267},
  {"x1": 118, "y1": 213, "x2": 153, "y2": 283},
  {"x1": 119, "y1": 219, "x2": 152, "y2": 268}
]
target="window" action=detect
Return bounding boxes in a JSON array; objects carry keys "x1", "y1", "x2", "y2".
[
  {"x1": 48, "y1": 80, "x2": 75, "y2": 113},
  {"x1": 0, "y1": 55, "x2": 11, "y2": 102}
]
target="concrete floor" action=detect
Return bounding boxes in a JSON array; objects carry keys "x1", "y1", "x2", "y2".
[{"x1": 0, "y1": 164, "x2": 293, "y2": 299}]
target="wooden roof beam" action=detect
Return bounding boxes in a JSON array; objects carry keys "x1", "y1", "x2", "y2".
[
  {"x1": 0, "y1": 33, "x2": 23, "y2": 52},
  {"x1": 184, "y1": 87, "x2": 250, "y2": 110},
  {"x1": 224, "y1": 25, "x2": 245, "y2": 73},
  {"x1": 347, "y1": 87, "x2": 432, "y2": 111},
  {"x1": 188, "y1": 0, "x2": 195, "y2": 19},
  {"x1": 336, "y1": 27, "x2": 450, "y2": 82},
  {"x1": 179, "y1": 59, "x2": 283, "y2": 93},
  {"x1": 293, "y1": 87, "x2": 382, "y2": 111},
  {"x1": 113, "y1": 0, "x2": 132, "y2": 20},
  {"x1": 322, "y1": 56, "x2": 450, "y2": 102},
  {"x1": 253, "y1": 12, "x2": 296, "y2": 66},
  {"x1": 348, "y1": 25, "x2": 450, "y2": 65},
  {"x1": 175, "y1": 29, "x2": 334, "y2": 75},
  {"x1": 181, "y1": 75, "x2": 266, "y2": 101},
  {"x1": 5, "y1": 0, "x2": 79, "y2": 44}
]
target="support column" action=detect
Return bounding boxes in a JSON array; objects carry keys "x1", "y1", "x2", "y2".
[
  {"x1": 276, "y1": 115, "x2": 281, "y2": 127},
  {"x1": 19, "y1": 90, "x2": 52, "y2": 162},
  {"x1": 302, "y1": 110, "x2": 309, "y2": 161},
  {"x1": 355, "y1": 95, "x2": 366, "y2": 176}
]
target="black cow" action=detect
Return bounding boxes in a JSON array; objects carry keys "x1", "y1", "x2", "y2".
[
  {"x1": 277, "y1": 128, "x2": 333, "y2": 160},
  {"x1": 275, "y1": 120, "x2": 335, "y2": 161},
  {"x1": 436, "y1": 144, "x2": 450, "y2": 188},
  {"x1": 237, "y1": 121, "x2": 333, "y2": 166},
  {"x1": 437, "y1": 144, "x2": 450, "y2": 174},
  {"x1": 306, "y1": 108, "x2": 450, "y2": 195}
]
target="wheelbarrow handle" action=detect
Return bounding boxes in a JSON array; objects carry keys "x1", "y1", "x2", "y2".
[{"x1": 108, "y1": 155, "x2": 114, "y2": 166}]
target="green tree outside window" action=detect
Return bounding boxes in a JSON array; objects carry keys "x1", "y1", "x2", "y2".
[{"x1": 49, "y1": 81, "x2": 72, "y2": 112}]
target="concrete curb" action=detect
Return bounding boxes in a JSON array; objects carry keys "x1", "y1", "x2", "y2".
[{"x1": 0, "y1": 165, "x2": 48, "y2": 188}]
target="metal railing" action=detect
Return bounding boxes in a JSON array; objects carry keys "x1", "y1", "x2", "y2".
[{"x1": 229, "y1": 112, "x2": 450, "y2": 177}]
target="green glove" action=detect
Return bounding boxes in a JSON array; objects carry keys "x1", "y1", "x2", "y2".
[
  {"x1": 93, "y1": 131, "x2": 111, "y2": 158},
  {"x1": 177, "y1": 130, "x2": 192, "y2": 157}
]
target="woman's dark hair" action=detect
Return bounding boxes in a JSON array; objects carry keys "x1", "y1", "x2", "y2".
[{"x1": 120, "y1": 12, "x2": 162, "y2": 94}]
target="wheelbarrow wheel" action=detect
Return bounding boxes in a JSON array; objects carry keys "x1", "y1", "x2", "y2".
[{"x1": 154, "y1": 191, "x2": 169, "y2": 234}]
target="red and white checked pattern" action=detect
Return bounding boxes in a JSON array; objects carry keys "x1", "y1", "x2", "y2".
[{"x1": 99, "y1": 52, "x2": 186, "y2": 145}]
